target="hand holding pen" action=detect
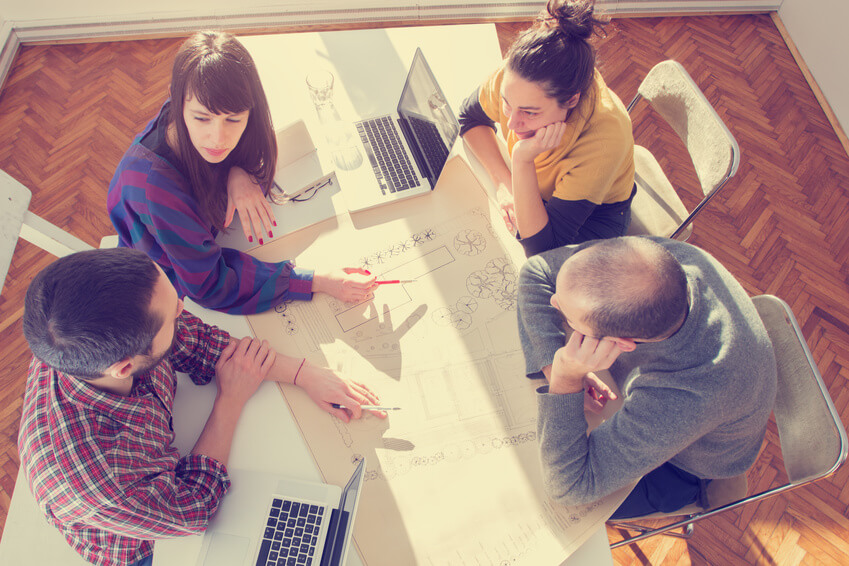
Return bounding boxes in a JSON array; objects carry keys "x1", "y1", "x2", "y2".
[{"x1": 293, "y1": 361, "x2": 387, "y2": 422}]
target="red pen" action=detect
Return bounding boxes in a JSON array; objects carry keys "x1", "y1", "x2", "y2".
[{"x1": 375, "y1": 279, "x2": 417, "y2": 285}]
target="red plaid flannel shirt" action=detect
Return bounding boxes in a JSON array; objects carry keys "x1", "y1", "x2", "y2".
[{"x1": 18, "y1": 311, "x2": 232, "y2": 566}]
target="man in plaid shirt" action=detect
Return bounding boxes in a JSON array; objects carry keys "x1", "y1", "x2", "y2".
[{"x1": 18, "y1": 248, "x2": 384, "y2": 566}]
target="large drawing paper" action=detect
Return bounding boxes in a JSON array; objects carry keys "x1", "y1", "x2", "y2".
[{"x1": 246, "y1": 157, "x2": 629, "y2": 565}]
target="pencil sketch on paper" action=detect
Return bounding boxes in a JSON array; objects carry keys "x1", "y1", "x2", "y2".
[
  {"x1": 273, "y1": 301, "x2": 298, "y2": 335},
  {"x1": 431, "y1": 295, "x2": 479, "y2": 330},
  {"x1": 466, "y1": 257, "x2": 518, "y2": 311},
  {"x1": 247, "y1": 204, "x2": 621, "y2": 566},
  {"x1": 453, "y1": 229, "x2": 486, "y2": 256},
  {"x1": 359, "y1": 227, "x2": 438, "y2": 269}
]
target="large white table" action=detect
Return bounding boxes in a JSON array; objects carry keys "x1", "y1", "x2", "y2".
[{"x1": 0, "y1": 24, "x2": 614, "y2": 566}]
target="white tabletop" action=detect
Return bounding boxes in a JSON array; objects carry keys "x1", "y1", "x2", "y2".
[{"x1": 162, "y1": 23, "x2": 613, "y2": 566}]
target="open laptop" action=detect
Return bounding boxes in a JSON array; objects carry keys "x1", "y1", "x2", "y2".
[
  {"x1": 195, "y1": 458, "x2": 366, "y2": 566},
  {"x1": 335, "y1": 48, "x2": 460, "y2": 212}
]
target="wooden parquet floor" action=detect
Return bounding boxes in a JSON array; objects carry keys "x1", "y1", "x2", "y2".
[{"x1": 1, "y1": 14, "x2": 848, "y2": 565}]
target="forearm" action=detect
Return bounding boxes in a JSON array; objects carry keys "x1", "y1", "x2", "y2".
[
  {"x1": 511, "y1": 158, "x2": 549, "y2": 239},
  {"x1": 462, "y1": 126, "x2": 512, "y2": 189},
  {"x1": 267, "y1": 353, "x2": 307, "y2": 385},
  {"x1": 517, "y1": 250, "x2": 575, "y2": 376},
  {"x1": 537, "y1": 389, "x2": 597, "y2": 505},
  {"x1": 170, "y1": 312, "x2": 232, "y2": 384},
  {"x1": 191, "y1": 398, "x2": 245, "y2": 466}
]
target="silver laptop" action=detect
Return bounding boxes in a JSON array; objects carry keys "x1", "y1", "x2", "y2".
[
  {"x1": 335, "y1": 48, "x2": 460, "y2": 212},
  {"x1": 196, "y1": 459, "x2": 366, "y2": 566}
]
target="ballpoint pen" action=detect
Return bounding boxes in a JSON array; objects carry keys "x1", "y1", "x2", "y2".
[{"x1": 331, "y1": 403, "x2": 402, "y2": 411}]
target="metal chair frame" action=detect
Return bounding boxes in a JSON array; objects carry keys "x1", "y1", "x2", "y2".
[
  {"x1": 609, "y1": 295, "x2": 848, "y2": 549},
  {"x1": 627, "y1": 60, "x2": 741, "y2": 240}
]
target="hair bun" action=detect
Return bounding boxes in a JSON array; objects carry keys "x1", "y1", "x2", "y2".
[{"x1": 541, "y1": 0, "x2": 599, "y2": 41}]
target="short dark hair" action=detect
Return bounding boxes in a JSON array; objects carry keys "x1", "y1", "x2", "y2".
[
  {"x1": 23, "y1": 248, "x2": 162, "y2": 378},
  {"x1": 506, "y1": 0, "x2": 606, "y2": 107},
  {"x1": 562, "y1": 238, "x2": 688, "y2": 339}
]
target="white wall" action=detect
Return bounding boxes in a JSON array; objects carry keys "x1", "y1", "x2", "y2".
[
  {"x1": 779, "y1": 0, "x2": 849, "y2": 135},
  {"x1": 1, "y1": 0, "x2": 384, "y2": 21},
  {"x1": 1, "y1": 0, "x2": 780, "y2": 23}
]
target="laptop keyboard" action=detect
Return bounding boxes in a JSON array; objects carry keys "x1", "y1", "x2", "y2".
[
  {"x1": 408, "y1": 116, "x2": 449, "y2": 177},
  {"x1": 355, "y1": 116, "x2": 420, "y2": 194},
  {"x1": 256, "y1": 498, "x2": 324, "y2": 566}
]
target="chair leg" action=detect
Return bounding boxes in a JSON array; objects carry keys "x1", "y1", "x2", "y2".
[{"x1": 608, "y1": 518, "x2": 696, "y2": 548}]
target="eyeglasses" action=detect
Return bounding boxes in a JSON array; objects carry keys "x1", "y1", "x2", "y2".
[{"x1": 268, "y1": 177, "x2": 333, "y2": 204}]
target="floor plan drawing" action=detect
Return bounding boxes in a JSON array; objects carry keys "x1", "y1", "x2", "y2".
[{"x1": 244, "y1": 160, "x2": 628, "y2": 565}]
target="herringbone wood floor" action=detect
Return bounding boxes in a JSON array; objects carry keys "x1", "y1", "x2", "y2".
[{"x1": 1, "y1": 14, "x2": 848, "y2": 565}]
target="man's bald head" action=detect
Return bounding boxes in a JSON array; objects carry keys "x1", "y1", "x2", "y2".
[{"x1": 556, "y1": 237, "x2": 689, "y2": 340}]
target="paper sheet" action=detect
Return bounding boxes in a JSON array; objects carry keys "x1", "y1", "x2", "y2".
[{"x1": 245, "y1": 158, "x2": 628, "y2": 565}]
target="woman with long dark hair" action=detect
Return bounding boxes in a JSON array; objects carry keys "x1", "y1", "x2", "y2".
[
  {"x1": 108, "y1": 31, "x2": 374, "y2": 314},
  {"x1": 459, "y1": 0, "x2": 635, "y2": 257}
]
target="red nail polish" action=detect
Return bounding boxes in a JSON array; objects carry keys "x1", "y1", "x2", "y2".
[
  {"x1": 248, "y1": 236, "x2": 253, "y2": 243},
  {"x1": 273, "y1": 221, "x2": 277, "y2": 226},
  {"x1": 365, "y1": 270, "x2": 371, "y2": 275},
  {"x1": 259, "y1": 238, "x2": 264, "y2": 245},
  {"x1": 269, "y1": 231, "x2": 273, "y2": 238}
]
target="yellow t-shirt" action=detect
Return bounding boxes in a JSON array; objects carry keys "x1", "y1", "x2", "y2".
[{"x1": 479, "y1": 67, "x2": 635, "y2": 205}]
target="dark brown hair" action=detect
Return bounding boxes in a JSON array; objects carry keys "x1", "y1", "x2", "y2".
[
  {"x1": 23, "y1": 248, "x2": 161, "y2": 379},
  {"x1": 506, "y1": 0, "x2": 606, "y2": 107},
  {"x1": 169, "y1": 31, "x2": 276, "y2": 231}
]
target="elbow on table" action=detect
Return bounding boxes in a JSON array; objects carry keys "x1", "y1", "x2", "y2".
[{"x1": 543, "y1": 478, "x2": 600, "y2": 508}]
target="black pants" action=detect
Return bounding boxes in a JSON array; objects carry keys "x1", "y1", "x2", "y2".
[{"x1": 610, "y1": 462, "x2": 710, "y2": 520}]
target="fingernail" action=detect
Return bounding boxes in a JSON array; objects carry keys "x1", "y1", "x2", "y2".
[
  {"x1": 248, "y1": 236, "x2": 253, "y2": 243},
  {"x1": 273, "y1": 221, "x2": 277, "y2": 226},
  {"x1": 268, "y1": 231, "x2": 273, "y2": 238},
  {"x1": 259, "y1": 238, "x2": 264, "y2": 245},
  {"x1": 365, "y1": 270, "x2": 371, "y2": 275}
]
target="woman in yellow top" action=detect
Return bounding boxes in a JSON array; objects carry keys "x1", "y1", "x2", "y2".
[{"x1": 459, "y1": 0, "x2": 635, "y2": 256}]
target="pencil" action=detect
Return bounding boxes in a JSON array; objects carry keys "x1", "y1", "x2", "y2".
[
  {"x1": 375, "y1": 279, "x2": 417, "y2": 285},
  {"x1": 331, "y1": 403, "x2": 402, "y2": 411}
]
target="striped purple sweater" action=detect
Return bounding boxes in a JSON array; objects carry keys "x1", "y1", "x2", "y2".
[{"x1": 107, "y1": 112, "x2": 313, "y2": 314}]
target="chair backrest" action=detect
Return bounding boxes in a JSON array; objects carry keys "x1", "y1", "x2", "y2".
[
  {"x1": 0, "y1": 168, "x2": 93, "y2": 297},
  {"x1": 609, "y1": 294, "x2": 847, "y2": 548},
  {"x1": 753, "y1": 295, "x2": 848, "y2": 484},
  {"x1": 634, "y1": 60, "x2": 740, "y2": 198}
]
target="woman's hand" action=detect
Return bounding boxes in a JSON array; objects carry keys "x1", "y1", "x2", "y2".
[
  {"x1": 296, "y1": 362, "x2": 387, "y2": 422},
  {"x1": 495, "y1": 183, "x2": 517, "y2": 234},
  {"x1": 512, "y1": 122, "x2": 567, "y2": 165},
  {"x1": 313, "y1": 268, "x2": 377, "y2": 303},
  {"x1": 226, "y1": 166, "x2": 276, "y2": 245}
]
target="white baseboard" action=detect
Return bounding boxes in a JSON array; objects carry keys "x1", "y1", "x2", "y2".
[
  {"x1": 0, "y1": 0, "x2": 781, "y2": 91},
  {"x1": 0, "y1": 21, "x2": 20, "y2": 93}
]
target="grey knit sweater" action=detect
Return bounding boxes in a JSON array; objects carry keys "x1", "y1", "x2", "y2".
[{"x1": 517, "y1": 238, "x2": 777, "y2": 506}]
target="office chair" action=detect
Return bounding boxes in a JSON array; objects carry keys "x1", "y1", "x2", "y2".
[
  {"x1": 608, "y1": 294, "x2": 848, "y2": 548},
  {"x1": 625, "y1": 60, "x2": 741, "y2": 240}
]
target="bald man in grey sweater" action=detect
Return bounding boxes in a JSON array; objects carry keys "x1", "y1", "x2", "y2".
[{"x1": 518, "y1": 237, "x2": 777, "y2": 517}]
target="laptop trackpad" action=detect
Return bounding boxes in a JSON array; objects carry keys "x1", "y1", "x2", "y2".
[{"x1": 202, "y1": 532, "x2": 250, "y2": 566}]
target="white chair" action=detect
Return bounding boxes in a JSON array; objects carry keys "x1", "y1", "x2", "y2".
[
  {"x1": 625, "y1": 60, "x2": 741, "y2": 240},
  {"x1": 608, "y1": 295, "x2": 848, "y2": 548},
  {"x1": 0, "y1": 169, "x2": 93, "y2": 293}
]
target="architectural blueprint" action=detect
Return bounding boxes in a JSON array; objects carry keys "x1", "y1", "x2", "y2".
[{"x1": 245, "y1": 158, "x2": 629, "y2": 565}]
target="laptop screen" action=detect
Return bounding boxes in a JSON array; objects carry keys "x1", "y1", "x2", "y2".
[
  {"x1": 396, "y1": 48, "x2": 459, "y2": 184},
  {"x1": 321, "y1": 458, "x2": 366, "y2": 566}
]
